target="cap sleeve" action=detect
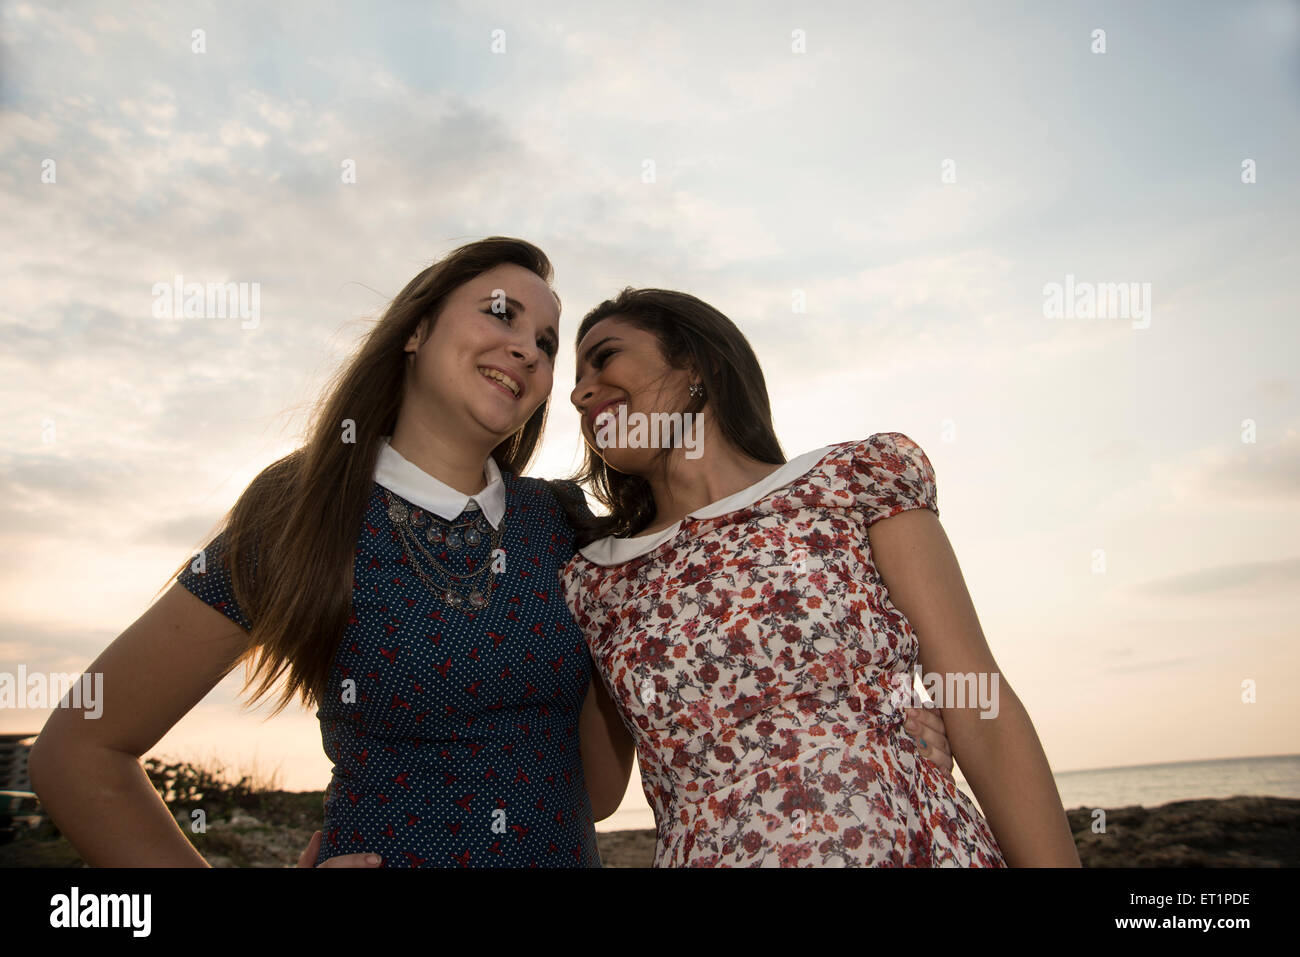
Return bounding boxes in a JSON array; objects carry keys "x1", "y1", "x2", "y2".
[
  {"x1": 175, "y1": 530, "x2": 254, "y2": 631},
  {"x1": 850, "y1": 432, "x2": 939, "y2": 526}
]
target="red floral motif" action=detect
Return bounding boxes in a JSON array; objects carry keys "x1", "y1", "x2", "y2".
[
  {"x1": 680, "y1": 563, "x2": 707, "y2": 585},
  {"x1": 561, "y1": 434, "x2": 1006, "y2": 868}
]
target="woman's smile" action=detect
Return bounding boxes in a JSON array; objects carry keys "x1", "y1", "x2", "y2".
[{"x1": 477, "y1": 365, "x2": 523, "y2": 400}]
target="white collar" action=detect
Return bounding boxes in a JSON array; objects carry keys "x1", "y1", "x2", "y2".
[
  {"x1": 578, "y1": 444, "x2": 836, "y2": 566},
  {"x1": 373, "y1": 437, "x2": 506, "y2": 529}
]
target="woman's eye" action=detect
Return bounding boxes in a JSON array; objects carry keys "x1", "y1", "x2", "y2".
[
  {"x1": 485, "y1": 307, "x2": 555, "y2": 359},
  {"x1": 483, "y1": 310, "x2": 553, "y2": 358},
  {"x1": 594, "y1": 348, "x2": 616, "y2": 368}
]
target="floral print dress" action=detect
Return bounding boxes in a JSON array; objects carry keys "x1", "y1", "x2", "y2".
[{"x1": 561, "y1": 433, "x2": 1006, "y2": 867}]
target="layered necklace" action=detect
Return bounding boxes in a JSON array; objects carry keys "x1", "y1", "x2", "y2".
[{"x1": 384, "y1": 491, "x2": 505, "y2": 611}]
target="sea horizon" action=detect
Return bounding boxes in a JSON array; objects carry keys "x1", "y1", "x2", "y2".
[{"x1": 1051, "y1": 751, "x2": 1300, "y2": 777}]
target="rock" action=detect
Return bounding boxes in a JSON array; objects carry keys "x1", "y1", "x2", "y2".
[{"x1": 1068, "y1": 795, "x2": 1300, "y2": 867}]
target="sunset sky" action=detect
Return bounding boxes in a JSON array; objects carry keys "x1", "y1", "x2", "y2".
[{"x1": 2, "y1": 0, "x2": 1297, "y2": 832}]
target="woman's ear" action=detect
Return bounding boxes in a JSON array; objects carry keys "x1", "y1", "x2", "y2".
[{"x1": 405, "y1": 320, "x2": 426, "y2": 354}]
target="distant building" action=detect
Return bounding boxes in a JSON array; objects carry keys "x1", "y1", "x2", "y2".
[{"x1": 0, "y1": 734, "x2": 38, "y2": 792}]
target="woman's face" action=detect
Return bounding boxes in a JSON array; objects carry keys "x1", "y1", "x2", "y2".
[
  {"x1": 571, "y1": 316, "x2": 696, "y2": 474},
  {"x1": 405, "y1": 263, "x2": 560, "y2": 443}
]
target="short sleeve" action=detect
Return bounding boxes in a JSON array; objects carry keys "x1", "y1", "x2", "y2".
[
  {"x1": 851, "y1": 432, "x2": 939, "y2": 526},
  {"x1": 176, "y1": 530, "x2": 254, "y2": 631}
]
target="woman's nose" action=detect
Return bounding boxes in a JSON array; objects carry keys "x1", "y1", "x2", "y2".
[
  {"x1": 571, "y1": 383, "x2": 593, "y2": 410},
  {"x1": 509, "y1": 338, "x2": 537, "y2": 366}
]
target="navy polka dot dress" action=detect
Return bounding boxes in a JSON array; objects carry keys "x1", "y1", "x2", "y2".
[{"x1": 177, "y1": 467, "x2": 602, "y2": 868}]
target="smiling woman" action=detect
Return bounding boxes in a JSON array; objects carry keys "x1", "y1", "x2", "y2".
[
  {"x1": 556, "y1": 286, "x2": 1079, "y2": 867},
  {"x1": 388, "y1": 260, "x2": 561, "y2": 494},
  {"x1": 28, "y1": 237, "x2": 632, "y2": 869}
]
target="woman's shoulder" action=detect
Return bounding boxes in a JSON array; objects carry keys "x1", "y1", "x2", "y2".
[
  {"x1": 821, "y1": 432, "x2": 938, "y2": 523},
  {"x1": 505, "y1": 473, "x2": 594, "y2": 535},
  {"x1": 825, "y1": 432, "x2": 929, "y2": 461},
  {"x1": 506, "y1": 473, "x2": 583, "y2": 505}
]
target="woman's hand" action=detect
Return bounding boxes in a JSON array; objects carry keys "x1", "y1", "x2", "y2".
[
  {"x1": 904, "y1": 706, "x2": 954, "y2": 779},
  {"x1": 296, "y1": 830, "x2": 383, "y2": 868}
]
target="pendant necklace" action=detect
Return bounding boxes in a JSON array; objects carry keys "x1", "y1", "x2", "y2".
[{"x1": 384, "y1": 491, "x2": 505, "y2": 611}]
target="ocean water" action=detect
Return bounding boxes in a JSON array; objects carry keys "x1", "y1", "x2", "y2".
[
  {"x1": 1035, "y1": 753, "x2": 1300, "y2": 811},
  {"x1": 595, "y1": 753, "x2": 1300, "y2": 833}
]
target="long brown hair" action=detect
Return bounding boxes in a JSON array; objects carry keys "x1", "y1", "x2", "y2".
[
  {"x1": 173, "y1": 237, "x2": 560, "y2": 716},
  {"x1": 565, "y1": 287, "x2": 785, "y2": 544}
]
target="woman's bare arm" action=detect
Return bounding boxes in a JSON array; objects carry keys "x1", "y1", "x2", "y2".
[
  {"x1": 28, "y1": 583, "x2": 256, "y2": 867},
  {"x1": 868, "y1": 509, "x2": 1081, "y2": 867},
  {"x1": 577, "y1": 667, "x2": 636, "y2": 821}
]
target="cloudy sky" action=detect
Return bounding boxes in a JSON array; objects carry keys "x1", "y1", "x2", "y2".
[{"x1": 2, "y1": 0, "x2": 1297, "y2": 831}]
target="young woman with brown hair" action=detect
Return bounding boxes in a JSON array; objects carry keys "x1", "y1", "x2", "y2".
[
  {"x1": 29, "y1": 238, "x2": 627, "y2": 867},
  {"x1": 561, "y1": 287, "x2": 1080, "y2": 867}
]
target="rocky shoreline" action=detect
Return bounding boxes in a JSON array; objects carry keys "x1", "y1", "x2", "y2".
[{"x1": 3, "y1": 795, "x2": 1296, "y2": 867}]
